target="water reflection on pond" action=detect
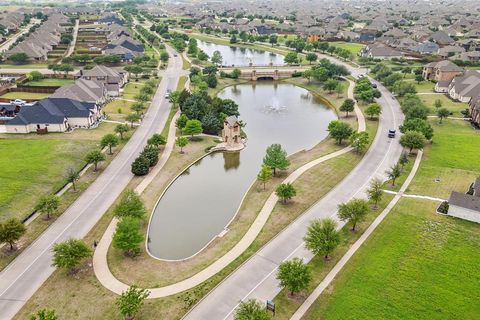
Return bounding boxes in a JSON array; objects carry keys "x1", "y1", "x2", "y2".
[{"x1": 147, "y1": 82, "x2": 336, "y2": 260}]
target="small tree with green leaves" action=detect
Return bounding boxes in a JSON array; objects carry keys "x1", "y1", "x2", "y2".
[
  {"x1": 335, "y1": 82, "x2": 344, "y2": 98},
  {"x1": 113, "y1": 216, "x2": 144, "y2": 256},
  {"x1": 101, "y1": 133, "x2": 119, "y2": 155},
  {"x1": 29, "y1": 308, "x2": 58, "y2": 320},
  {"x1": 277, "y1": 258, "x2": 312, "y2": 297},
  {"x1": 263, "y1": 144, "x2": 290, "y2": 176},
  {"x1": 115, "y1": 124, "x2": 130, "y2": 140},
  {"x1": 323, "y1": 79, "x2": 339, "y2": 93},
  {"x1": 434, "y1": 99, "x2": 442, "y2": 110},
  {"x1": 147, "y1": 133, "x2": 166, "y2": 147},
  {"x1": 257, "y1": 165, "x2": 273, "y2": 190},
  {"x1": 35, "y1": 195, "x2": 59, "y2": 220},
  {"x1": 176, "y1": 113, "x2": 188, "y2": 129},
  {"x1": 340, "y1": 99, "x2": 355, "y2": 117},
  {"x1": 116, "y1": 285, "x2": 150, "y2": 320},
  {"x1": 182, "y1": 119, "x2": 203, "y2": 138},
  {"x1": 437, "y1": 107, "x2": 450, "y2": 124},
  {"x1": 131, "y1": 102, "x2": 146, "y2": 115},
  {"x1": 234, "y1": 300, "x2": 270, "y2": 320},
  {"x1": 304, "y1": 218, "x2": 341, "y2": 260},
  {"x1": 365, "y1": 102, "x2": 382, "y2": 120},
  {"x1": 66, "y1": 167, "x2": 80, "y2": 191},
  {"x1": 52, "y1": 239, "x2": 92, "y2": 274},
  {"x1": 328, "y1": 120, "x2": 354, "y2": 145},
  {"x1": 400, "y1": 130, "x2": 426, "y2": 153},
  {"x1": 306, "y1": 52, "x2": 318, "y2": 64},
  {"x1": 338, "y1": 198, "x2": 370, "y2": 231},
  {"x1": 169, "y1": 91, "x2": 180, "y2": 108},
  {"x1": 114, "y1": 190, "x2": 146, "y2": 219},
  {"x1": 349, "y1": 131, "x2": 369, "y2": 153},
  {"x1": 366, "y1": 178, "x2": 383, "y2": 209},
  {"x1": 399, "y1": 152, "x2": 409, "y2": 168},
  {"x1": 211, "y1": 50, "x2": 223, "y2": 65},
  {"x1": 276, "y1": 183, "x2": 297, "y2": 204},
  {"x1": 85, "y1": 149, "x2": 106, "y2": 172},
  {"x1": 0, "y1": 218, "x2": 26, "y2": 251},
  {"x1": 131, "y1": 156, "x2": 150, "y2": 176},
  {"x1": 126, "y1": 113, "x2": 141, "y2": 128},
  {"x1": 386, "y1": 163, "x2": 402, "y2": 186},
  {"x1": 176, "y1": 136, "x2": 188, "y2": 153}
]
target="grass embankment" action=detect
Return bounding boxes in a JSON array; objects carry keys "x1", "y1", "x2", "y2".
[
  {"x1": 302, "y1": 198, "x2": 480, "y2": 319},
  {"x1": 15, "y1": 78, "x2": 378, "y2": 319},
  {"x1": 23, "y1": 78, "x2": 74, "y2": 87}
]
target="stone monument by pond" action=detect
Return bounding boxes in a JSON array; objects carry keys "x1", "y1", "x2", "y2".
[{"x1": 211, "y1": 115, "x2": 245, "y2": 152}]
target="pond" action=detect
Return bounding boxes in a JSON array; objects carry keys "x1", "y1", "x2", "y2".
[
  {"x1": 196, "y1": 39, "x2": 285, "y2": 67},
  {"x1": 147, "y1": 82, "x2": 336, "y2": 260}
]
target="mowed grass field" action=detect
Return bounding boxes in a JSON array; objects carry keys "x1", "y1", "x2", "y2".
[
  {"x1": 23, "y1": 78, "x2": 74, "y2": 87},
  {"x1": 0, "y1": 92, "x2": 50, "y2": 100},
  {"x1": 303, "y1": 198, "x2": 480, "y2": 320},
  {"x1": 328, "y1": 42, "x2": 365, "y2": 55},
  {"x1": 407, "y1": 119, "x2": 480, "y2": 199},
  {"x1": 0, "y1": 139, "x2": 97, "y2": 222}
]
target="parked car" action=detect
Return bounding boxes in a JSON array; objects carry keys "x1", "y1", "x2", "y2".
[
  {"x1": 165, "y1": 89, "x2": 171, "y2": 99},
  {"x1": 10, "y1": 99, "x2": 26, "y2": 106},
  {"x1": 388, "y1": 129, "x2": 396, "y2": 138},
  {"x1": 372, "y1": 83, "x2": 378, "y2": 88}
]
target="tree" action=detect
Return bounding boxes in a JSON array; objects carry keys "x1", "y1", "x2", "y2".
[
  {"x1": 304, "y1": 218, "x2": 341, "y2": 260},
  {"x1": 131, "y1": 156, "x2": 150, "y2": 176},
  {"x1": 415, "y1": 74, "x2": 424, "y2": 84},
  {"x1": 386, "y1": 163, "x2": 402, "y2": 186},
  {"x1": 367, "y1": 178, "x2": 383, "y2": 209},
  {"x1": 306, "y1": 52, "x2": 318, "y2": 64},
  {"x1": 263, "y1": 144, "x2": 290, "y2": 176},
  {"x1": 269, "y1": 34, "x2": 278, "y2": 47},
  {"x1": 116, "y1": 285, "x2": 150, "y2": 320},
  {"x1": 211, "y1": 50, "x2": 223, "y2": 65},
  {"x1": 115, "y1": 124, "x2": 130, "y2": 140},
  {"x1": 338, "y1": 199, "x2": 370, "y2": 231},
  {"x1": 0, "y1": 218, "x2": 26, "y2": 251},
  {"x1": 340, "y1": 99, "x2": 355, "y2": 117},
  {"x1": 131, "y1": 102, "x2": 146, "y2": 115},
  {"x1": 277, "y1": 258, "x2": 312, "y2": 296},
  {"x1": 437, "y1": 107, "x2": 450, "y2": 124},
  {"x1": 58, "y1": 64, "x2": 74, "y2": 78},
  {"x1": 335, "y1": 82, "x2": 344, "y2": 98},
  {"x1": 101, "y1": 133, "x2": 119, "y2": 155},
  {"x1": 231, "y1": 68, "x2": 241, "y2": 79},
  {"x1": 284, "y1": 52, "x2": 299, "y2": 64},
  {"x1": 176, "y1": 113, "x2": 188, "y2": 129},
  {"x1": 257, "y1": 165, "x2": 273, "y2": 190},
  {"x1": 147, "y1": 133, "x2": 166, "y2": 147},
  {"x1": 113, "y1": 216, "x2": 144, "y2": 256},
  {"x1": 176, "y1": 136, "x2": 188, "y2": 153},
  {"x1": 434, "y1": 99, "x2": 442, "y2": 110},
  {"x1": 323, "y1": 79, "x2": 339, "y2": 93},
  {"x1": 28, "y1": 70, "x2": 43, "y2": 81},
  {"x1": 169, "y1": 91, "x2": 180, "y2": 108},
  {"x1": 365, "y1": 103, "x2": 382, "y2": 120},
  {"x1": 9, "y1": 52, "x2": 28, "y2": 64},
  {"x1": 276, "y1": 183, "x2": 297, "y2": 204},
  {"x1": 29, "y1": 308, "x2": 58, "y2": 320},
  {"x1": 125, "y1": 65, "x2": 143, "y2": 79},
  {"x1": 160, "y1": 52, "x2": 169, "y2": 65},
  {"x1": 399, "y1": 152, "x2": 409, "y2": 168},
  {"x1": 52, "y1": 239, "x2": 92, "y2": 274},
  {"x1": 85, "y1": 149, "x2": 105, "y2": 172},
  {"x1": 400, "y1": 130, "x2": 426, "y2": 153},
  {"x1": 66, "y1": 167, "x2": 79, "y2": 191},
  {"x1": 399, "y1": 118, "x2": 434, "y2": 140},
  {"x1": 126, "y1": 113, "x2": 141, "y2": 128},
  {"x1": 234, "y1": 300, "x2": 270, "y2": 320},
  {"x1": 349, "y1": 131, "x2": 369, "y2": 153},
  {"x1": 182, "y1": 119, "x2": 203, "y2": 137},
  {"x1": 114, "y1": 190, "x2": 146, "y2": 219},
  {"x1": 328, "y1": 120, "x2": 353, "y2": 145},
  {"x1": 35, "y1": 195, "x2": 59, "y2": 220}
]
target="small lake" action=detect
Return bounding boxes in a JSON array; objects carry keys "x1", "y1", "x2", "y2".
[
  {"x1": 196, "y1": 40, "x2": 285, "y2": 67},
  {"x1": 147, "y1": 82, "x2": 336, "y2": 260}
]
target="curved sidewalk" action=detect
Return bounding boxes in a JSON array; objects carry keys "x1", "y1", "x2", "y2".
[{"x1": 93, "y1": 79, "x2": 365, "y2": 298}]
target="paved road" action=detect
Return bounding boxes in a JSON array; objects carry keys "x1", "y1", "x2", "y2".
[
  {"x1": 0, "y1": 19, "x2": 40, "y2": 53},
  {"x1": 184, "y1": 61, "x2": 405, "y2": 319},
  {"x1": 0, "y1": 46, "x2": 182, "y2": 320}
]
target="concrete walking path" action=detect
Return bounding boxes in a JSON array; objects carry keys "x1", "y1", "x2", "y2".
[
  {"x1": 382, "y1": 189, "x2": 445, "y2": 202},
  {"x1": 291, "y1": 150, "x2": 423, "y2": 320},
  {"x1": 91, "y1": 78, "x2": 366, "y2": 298}
]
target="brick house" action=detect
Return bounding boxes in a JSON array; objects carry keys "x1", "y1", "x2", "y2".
[{"x1": 422, "y1": 60, "x2": 464, "y2": 82}]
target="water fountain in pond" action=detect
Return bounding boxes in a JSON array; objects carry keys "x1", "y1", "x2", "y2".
[{"x1": 265, "y1": 96, "x2": 287, "y2": 114}]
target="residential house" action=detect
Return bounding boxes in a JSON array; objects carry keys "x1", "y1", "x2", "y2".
[
  {"x1": 447, "y1": 177, "x2": 480, "y2": 223},
  {"x1": 469, "y1": 96, "x2": 480, "y2": 125},
  {"x1": 430, "y1": 30, "x2": 455, "y2": 46},
  {"x1": 450, "y1": 51, "x2": 480, "y2": 63},
  {"x1": 103, "y1": 35, "x2": 144, "y2": 61},
  {"x1": 76, "y1": 65, "x2": 128, "y2": 96},
  {"x1": 359, "y1": 43, "x2": 403, "y2": 59},
  {"x1": 51, "y1": 78, "x2": 108, "y2": 105},
  {"x1": 5, "y1": 98, "x2": 101, "y2": 133},
  {"x1": 411, "y1": 41, "x2": 439, "y2": 55},
  {"x1": 447, "y1": 70, "x2": 480, "y2": 103},
  {"x1": 423, "y1": 60, "x2": 463, "y2": 82},
  {"x1": 438, "y1": 45, "x2": 466, "y2": 59}
]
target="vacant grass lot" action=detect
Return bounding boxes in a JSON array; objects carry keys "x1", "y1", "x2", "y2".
[
  {"x1": 303, "y1": 198, "x2": 480, "y2": 320},
  {"x1": 419, "y1": 94, "x2": 468, "y2": 117},
  {"x1": 0, "y1": 139, "x2": 96, "y2": 222},
  {"x1": 0, "y1": 92, "x2": 50, "y2": 100},
  {"x1": 23, "y1": 78, "x2": 74, "y2": 87},
  {"x1": 103, "y1": 99, "x2": 133, "y2": 121},
  {"x1": 328, "y1": 42, "x2": 365, "y2": 55},
  {"x1": 407, "y1": 119, "x2": 480, "y2": 199},
  {"x1": 122, "y1": 80, "x2": 146, "y2": 100}
]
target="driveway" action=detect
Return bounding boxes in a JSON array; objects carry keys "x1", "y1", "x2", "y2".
[
  {"x1": 0, "y1": 45, "x2": 182, "y2": 320},
  {"x1": 184, "y1": 61, "x2": 405, "y2": 319}
]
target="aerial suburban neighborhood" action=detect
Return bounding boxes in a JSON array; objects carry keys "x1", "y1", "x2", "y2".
[{"x1": 0, "y1": 0, "x2": 479, "y2": 319}]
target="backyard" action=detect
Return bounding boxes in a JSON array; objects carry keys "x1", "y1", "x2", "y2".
[
  {"x1": 23, "y1": 78, "x2": 74, "y2": 87},
  {"x1": 0, "y1": 92, "x2": 51, "y2": 100}
]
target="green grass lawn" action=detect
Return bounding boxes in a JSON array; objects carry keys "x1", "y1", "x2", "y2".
[
  {"x1": 328, "y1": 42, "x2": 365, "y2": 55},
  {"x1": 0, "y1": 139, "x2": 97, "y2": 222},
  {"x1": 0, "y1": 64, "x2": 49, "y2": 69},
  {"x1": 0, "y1": 92, "x2": 51, "y2": 100},
  {"x1": 406, "y1": 119, "x2": 480, "y2": 199},
  {"x1": 303, "y1": 198, "x2": 480, "y2": 320},
  {"x1": 122, "y1": 80, "x2": 146, "y2": 100},
  {"x1": 413, "y1": 80, "x2": 435, "y2": 93},
  {"x1": 23, "y1": 78, "x2": 74, "y2": 87},
  {"x1": 103, "y1": 100, "x2": 133, "y2": 121},
  {"x1": 419, "y1": 94, "x2": 468, "y2": 117}
]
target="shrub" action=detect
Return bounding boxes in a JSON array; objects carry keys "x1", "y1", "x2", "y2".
[{"x1": 131, "y1": 156, "x2": 150, "y2": 176}]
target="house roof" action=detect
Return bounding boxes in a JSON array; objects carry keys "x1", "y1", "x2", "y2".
[
  {"x1": 449, "y1": 191, "x2": 480, "y2": 212},
  {"x1": 51, "y1": 78, "x2": 105, "y2": 103},
  {"x1": 424, "y1": 60, "x2": 463, "y2": 72}
]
